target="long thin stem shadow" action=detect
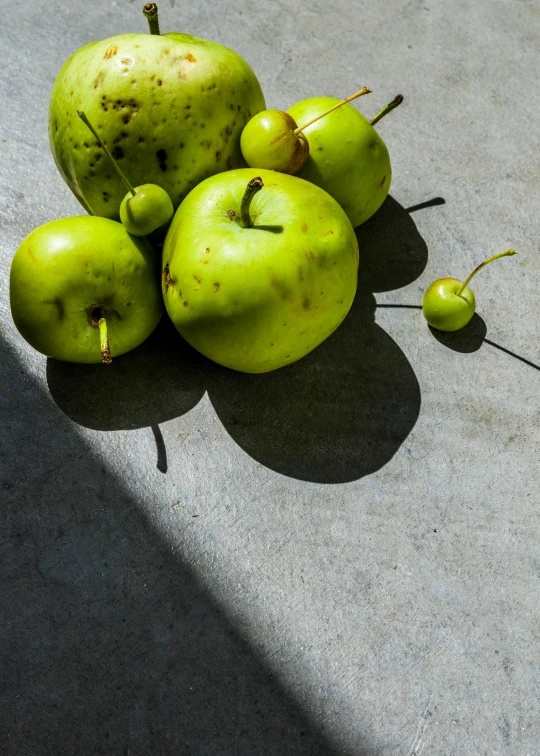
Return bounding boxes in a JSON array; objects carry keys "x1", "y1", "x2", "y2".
[
  {"x1": 405, "y1": 197, "x2": 446, "y2": 213},
  {"x1": 377, "y1": 304, "x2": 422, "y2": 309},
  {"x1": 151, "y1": 423, "x2": 168, "y2": 473},
  {"x1": 484, "y1": 339, "x2": 540, "y2": 371}
]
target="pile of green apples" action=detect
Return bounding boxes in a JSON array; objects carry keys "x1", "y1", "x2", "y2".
[{"x1": 9, "y1": 3, "x2": 516, "y2": 372}]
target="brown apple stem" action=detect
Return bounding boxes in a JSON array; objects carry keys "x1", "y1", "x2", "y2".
[
  {"x1": 456, "y1": 249, "x2": 518, "y2": 297},
  {"x1": 369, "y1": 94, "x2": 404, "y2": 126},
  {"x1": 77, "y1": 110, "x2": 136, "y2": 197},
  {"x1": 293, "y1": 87, "x2": 372, "y2": 135},
  {"x1": 238, "y1": 177, "x2": 264, "y2": 228},
  {"x1": 143, "y1": 3, "x2": 161, "y2": 35},
  {"x1": 99, "y1": 318, "x2": 112, "y2": 364}
]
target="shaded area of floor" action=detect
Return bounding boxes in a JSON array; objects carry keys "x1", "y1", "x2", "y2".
[{"x1": 1, "y1": 338, "x2": 368, "y2": 756}]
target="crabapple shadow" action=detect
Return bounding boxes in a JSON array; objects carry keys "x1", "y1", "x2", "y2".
[{"x1": 428, "y1": 314, "x2": 487, "y2": 353}]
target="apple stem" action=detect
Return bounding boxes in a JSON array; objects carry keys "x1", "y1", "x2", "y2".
[
  {"x1": 99, "y1": 318, "x2": 112, "y2": 364},
  {"x1": 369, "y1": 94, "x2": 404, "y2": 126},
  {"x1": 293, "y1": 87, "x2": 372, "y2": 135},
  {"x1": 456, "y1": 249, "x2": 519, "y2": 297},
  {"x1": 238, "y1": 177, "x2": 264, "y2": 228},
  {"x1": 77, "y1": 110, "x2": 136, "y2": 197},
  {"x1": 143, "y1": 3, "x2": 161, "y2": 35}
]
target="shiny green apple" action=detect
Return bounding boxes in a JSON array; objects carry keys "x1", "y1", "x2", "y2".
[
  {"x1": 49, "y1": 19, "x2": 265, "y2": 219},
  {"x1": 10, "y1": 216, "x2": 163, "y2": 362},
  {"x1": 162, "y1": 169, "x2": 359, "y2": 373},
  {"x1": 287, "y1": 95, "x2": 402, "y2": 227}
]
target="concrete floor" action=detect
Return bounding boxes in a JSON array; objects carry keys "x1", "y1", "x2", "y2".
[{"x1": 1, "y1": 0, "x2": 539, "y2": 753}]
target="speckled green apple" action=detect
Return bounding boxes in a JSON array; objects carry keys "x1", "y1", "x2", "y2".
[
  {"x1": 10, "y1": 216, "x2": 163, "y2": 362},
  {"x1": 49, "y1": 31, "x2": 265, "y2": 218},
  {"x1": 287, "y1": 95, "x2": 402, "y2": 227},
  {"x1": 163, "y1": 169, "x2": 359, "y2": 373}
]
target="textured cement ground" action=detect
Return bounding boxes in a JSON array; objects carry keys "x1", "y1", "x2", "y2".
[{"x1": 1, "y1": 0, "x2": 539, "y2": 753}]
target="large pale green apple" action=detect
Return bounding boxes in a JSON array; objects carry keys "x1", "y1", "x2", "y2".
[
  {"x1": 10, "y1": 216, "x2": 163, "y2": 363},
  {"x1": 49, "y1": 30, "x2": 265, "y2": 219},
  {"x1": 287, "y1": 97, "x2": 391, "y2": 227},
  {"x1": 162, "y1": 169, "x2": 359, "y2": 373}
]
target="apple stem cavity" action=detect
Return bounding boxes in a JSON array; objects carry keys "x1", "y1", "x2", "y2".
[
  {"x1": 143, "y1": 3, "x2": 161, "y2": 35},
  {"x1": 456, "y1": 249, "x2": 519, "y2": 297},
  {"x1": 293, "y1": 86, "x2": 372, "y2": 135},
  {"x1": 369, "y1": 94, "x2": 404, "y2": 126},
  {"x1": 238, "y1": 177, "x2": 264, "y2": 229},
  {"x1": 99, "y1": 317, "x2": 112, "y2": 364},
  {"x1": 77, "y1": 110, "x2": 137, "y2": 198}
]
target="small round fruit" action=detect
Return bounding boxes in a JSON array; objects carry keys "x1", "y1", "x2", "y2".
[
  {"x1": 120, "y1": 184, "x2": 174, "y2": 236},
  {"x1": 10, "y1": 216, "x2": 163, "y2": 363},
  {"x1": 422, "y1": 249, "x2": 518, "y2": 332},
  {"x1": 240, "y1": 110, "x2": 309, "y2": 174},
  {"x1": 422, "y1": 278, "x2": 475, "y2": 331}
]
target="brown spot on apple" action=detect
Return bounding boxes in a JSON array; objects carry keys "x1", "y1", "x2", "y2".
[
  {"x1": 163, "y1": 264, "x2": 172, "y2": 292},
  {"x1": 103, "y1": 44, "x2": 118, "y2": 59}
]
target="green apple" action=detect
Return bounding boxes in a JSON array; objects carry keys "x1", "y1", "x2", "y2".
[
  {"x1": 422, "y1": 249, "x2": 518, "y2": 332},
  {"x1": 240, "y1": 87, "x2": 371, "y2": 175},
  {"x1": 162, "y1": 169, "x2": 359, "y2": 373},
  {"x1": 287, "y1": 95, "x2": 403, "y2": 227},
  {"x1": 10, "y1": 216, "x2": 163, "y2": 363},
  {"x1": 49, "y1": 12, "x2": 265, "y2": 219}
]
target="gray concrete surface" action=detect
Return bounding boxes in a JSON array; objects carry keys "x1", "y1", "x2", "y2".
[{"x1": 1, "y1": 0, "x2": 539, "y2": 753}]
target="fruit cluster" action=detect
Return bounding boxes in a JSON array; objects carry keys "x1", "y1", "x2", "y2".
[{"x1": 9, "y1": 4, "x2": 517, "y2": 372}]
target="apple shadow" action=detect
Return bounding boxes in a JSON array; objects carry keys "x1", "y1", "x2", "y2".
[
  {"x1": 47, "y1": 195, "x2": 430, "y2": 483},
  {"x1": 46, "y1": 318, "x2": 206, "y2": 431}
]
